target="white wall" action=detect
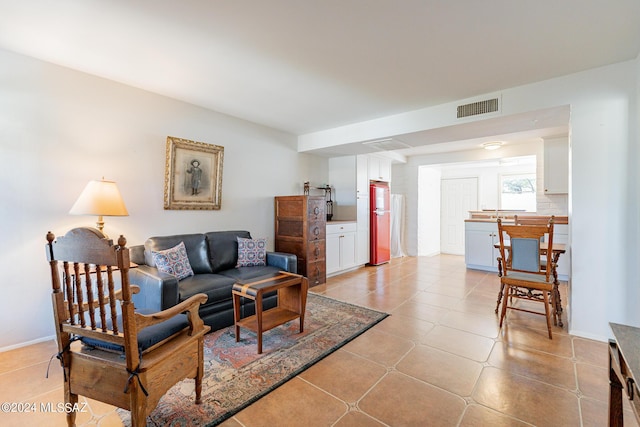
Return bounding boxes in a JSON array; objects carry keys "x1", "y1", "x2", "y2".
[
  {"x1": 404, "y1": 142, "x2": 543, "y2": 260},
  {"x1": 327, "y1": 156, "x2": 357, "y2": 220},
  {"x1": 414, "y1": 149, "x2": 539, "y2": 256},
  {"x1": 0, "y1": 48, "x2": 328, "y2": 350},
  {"x1": 417, "y1": 167, "x2": 441, "y2": 256},
  {"x1": 301, "y1": 59, "x2": 640, "y2": 341},
  {"x1": 439, "y1": 157, "x2": 537, "y2": 210},
  {"x1": 633, "y1": 54, "x2": 640, "y2": 326}
]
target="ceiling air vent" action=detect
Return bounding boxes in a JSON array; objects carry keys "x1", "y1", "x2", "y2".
[
  {"x1": 362, "y1": 138, "x2": 411, "y2": 151},
  {"x1": 457, "y1": 98, "x2": 499, "y2": 118}
]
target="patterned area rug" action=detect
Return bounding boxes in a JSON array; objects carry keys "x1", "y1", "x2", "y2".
[{"x1": 119, "y1": 293, "x2": 388, "y2": 426}]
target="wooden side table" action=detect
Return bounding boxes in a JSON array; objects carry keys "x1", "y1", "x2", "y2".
[
  {"x1": 232, "y1": 271, "x2": 308, "y2": 354},
  {"x1": 609, "y1": 323, "x2": 640, "y2": 426}
]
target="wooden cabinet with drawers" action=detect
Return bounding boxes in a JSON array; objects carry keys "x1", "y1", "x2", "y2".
[{"x1": 274, "y1": 195, "x2": 326, "y2": 287}]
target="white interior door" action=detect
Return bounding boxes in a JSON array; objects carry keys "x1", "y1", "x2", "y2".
[{"x1": 441, "y1": 177, "x2": 478, "y2": 254}]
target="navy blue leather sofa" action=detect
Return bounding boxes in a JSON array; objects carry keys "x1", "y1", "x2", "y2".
[{"x1": 129, "y1": 230, "x2": 297, "y2": 332}]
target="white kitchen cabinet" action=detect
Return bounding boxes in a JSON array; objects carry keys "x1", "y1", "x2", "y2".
[
  {"x1": 356, "y1": 196, "x2": 369, "y2": 265},
  {"x1": 341, "y1": 232, "x2": 356, "y2": 270},
  {"x1": 356, "y1": 155, "x2": 370, "y2": 265},
  {"x1": 326, "y1": 233, "x2": 341, "y2": 274},
  {"x1": 543, "y1": 137, "x2": 569, "y2": 194},
  {"x1": 464, "y1": 221, "x2": 501, "y2": 272},
  {"x1": 326, "y1": 222, "x2": 357, "y2": 275},
  {"x1": 356, "y1": 155, "x2": 369, "y2": 196},
  {"x1": 356, "y1": 231, "x2": 369, "y2": 266},
  {"x1": 368, "y1": 155, "x2": 391, "y2": 182}
]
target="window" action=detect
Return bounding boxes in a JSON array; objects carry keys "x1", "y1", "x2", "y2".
[{"x1": 500, "y1": 174, "x2": 536, "y2": 212}]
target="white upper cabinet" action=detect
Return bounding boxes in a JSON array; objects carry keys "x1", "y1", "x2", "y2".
[
  {"x1": 543, "y1": 137, "x2": 569, "y2": 194},
  {"x1": 368, "y1": 155, "x2": 391, "y2": 182},
  {"x1": 356, "y1": 155, "x2": 369, "y2": 198}
]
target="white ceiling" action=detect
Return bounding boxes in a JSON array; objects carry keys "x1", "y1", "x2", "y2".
[{"x1": 1, "y1": 1, "x2": 639, "y2": 155}]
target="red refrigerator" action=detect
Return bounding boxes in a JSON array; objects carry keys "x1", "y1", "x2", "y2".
[{"x1": 370, "y1": 181, "x2": 391, "y2": 265}]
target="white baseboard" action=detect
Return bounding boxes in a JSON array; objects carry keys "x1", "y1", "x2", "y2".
[{"x1": 0, "y1": 335, "x2": 56, "y2": 353}]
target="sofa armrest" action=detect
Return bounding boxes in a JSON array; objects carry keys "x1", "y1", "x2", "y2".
[
  {"x1": 129, "y1": 244, "x2": 146, "y2": 265},
  {"x1": 266, "y1": 252, "x2": 297, "y2": 274},
  {"x1": 130, "y1": 265, "x2": 180, "y2": 311}
]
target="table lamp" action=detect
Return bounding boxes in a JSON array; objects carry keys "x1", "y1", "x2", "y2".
[{"x1": 69, "y1": 178, "x2": 129, "y2": 232}]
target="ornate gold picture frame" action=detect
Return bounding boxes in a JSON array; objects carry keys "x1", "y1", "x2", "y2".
[{"x1": 164, "y1": 136, "x2": 224, "y2": 210}]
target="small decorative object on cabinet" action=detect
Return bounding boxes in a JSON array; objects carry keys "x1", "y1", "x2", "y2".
[
  {"x1": 314, "y1": 185, "x2": 334, "y2": 221},
  {"x1": 275, "y1": 195, "x2": 326, "y2": 286},
  {"x1": 325, "y1": 185, "x2": 333, "y2": 221}
]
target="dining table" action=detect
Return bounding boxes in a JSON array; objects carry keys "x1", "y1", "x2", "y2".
[{"x1": 493, "y1": 241, "x2": 567, "y2": 327}]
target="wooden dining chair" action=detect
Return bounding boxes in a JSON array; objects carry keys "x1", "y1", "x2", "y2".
[
  {"x1": 495, "y1": 215, "x2": 556, "y2": 313},
  {"x1": 46, "y1": 227, "x2": 210, "y2": 427},
  {"x1": 496, "y1": 217, "x2": 555, "y2": 339}
]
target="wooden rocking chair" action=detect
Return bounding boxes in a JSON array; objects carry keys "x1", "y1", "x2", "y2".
[{"x1": 46, "y1": 227, "x2": 210, "y2": 426}]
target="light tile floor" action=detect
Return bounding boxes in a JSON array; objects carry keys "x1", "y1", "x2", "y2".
[{"x1": 1, "y1": 255, "x2": 637, "y2": 426}]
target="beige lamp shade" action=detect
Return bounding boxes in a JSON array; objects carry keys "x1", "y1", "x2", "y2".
[{"x1": 69, "y1": 179, "x2": 129, "y2": 231}]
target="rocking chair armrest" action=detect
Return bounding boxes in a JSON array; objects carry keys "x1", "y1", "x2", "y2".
[{"x1": 136, "y1": 293, "x2": 208, "y2": 335}]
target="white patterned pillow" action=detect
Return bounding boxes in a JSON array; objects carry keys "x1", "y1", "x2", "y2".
[
  {"x1": 236, "y1": 237, "x2": 267, "y2": 267},
  {"x1": 151, "y1": 241, "x2": 194, "y2": 280}
]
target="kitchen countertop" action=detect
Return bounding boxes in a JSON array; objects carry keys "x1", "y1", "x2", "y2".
[
  {"x1": 465, "y1": 218, "x2": 516, "y2": 223},
  {"x1": 326, "y1": 220, "x2": 356, "y2": 225},
  {"x1": 465, "y1": 215, "x2": 568, "y2": 224}
]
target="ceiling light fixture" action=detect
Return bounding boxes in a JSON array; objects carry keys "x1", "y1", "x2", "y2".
[{"x1": 482, "y1": 141, "x2": 503, "y2": 150}]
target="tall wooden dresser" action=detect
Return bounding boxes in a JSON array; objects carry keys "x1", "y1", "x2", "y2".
[{"x1": 274, "y1": 195, "x2": 326, "y2": 287}]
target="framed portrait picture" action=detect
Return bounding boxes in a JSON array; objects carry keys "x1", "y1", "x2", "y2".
[{"x1": 164, "y1": 136, "x2": 224, "y2": 210}]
